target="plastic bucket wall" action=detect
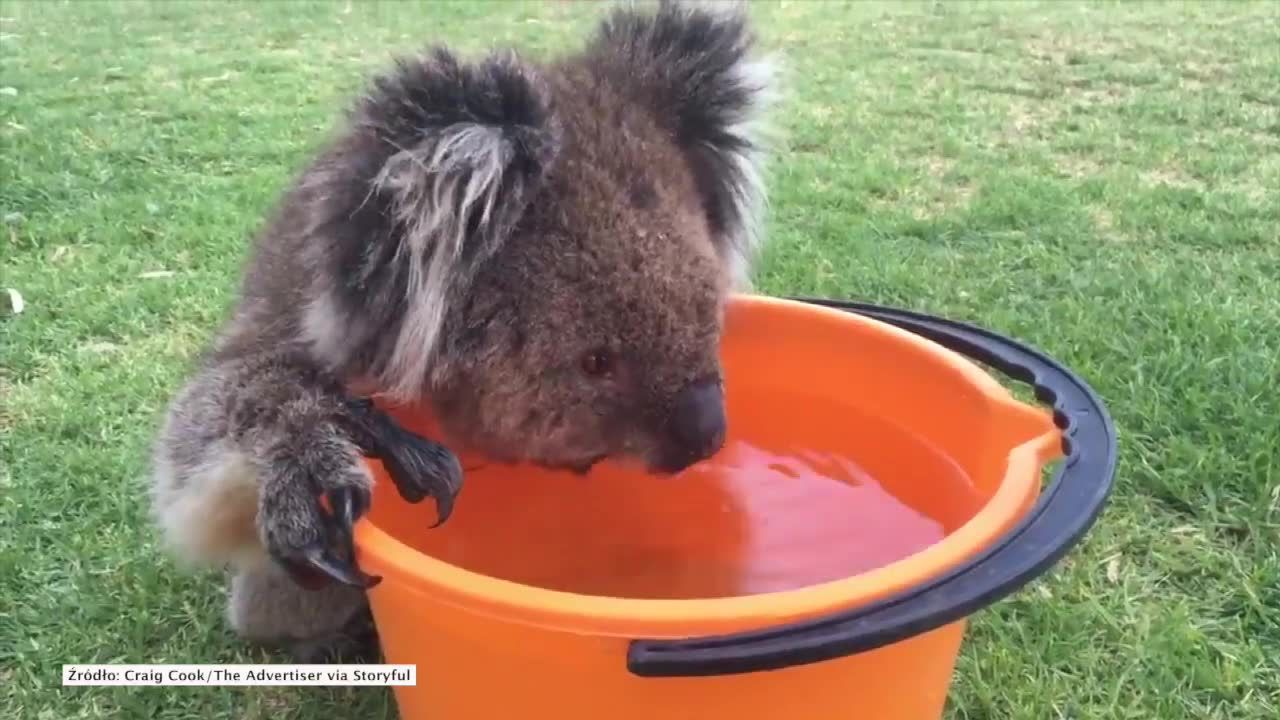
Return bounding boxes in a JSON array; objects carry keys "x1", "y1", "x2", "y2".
[{"x1": 352, "y1": 295, "x2": 1115, "y2": 720}]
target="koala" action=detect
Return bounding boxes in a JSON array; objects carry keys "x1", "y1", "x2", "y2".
[{"x1": 149, "y1": 0, "x2": 772, "y2": 662}]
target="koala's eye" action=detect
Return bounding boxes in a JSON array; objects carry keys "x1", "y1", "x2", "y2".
[{"x1": 580, "y1": 348, "x2": 614, "y2": 378}]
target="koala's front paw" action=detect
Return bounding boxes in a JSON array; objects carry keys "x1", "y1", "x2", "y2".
[
  {"x1": 340, "y1": 397, "x2": 463, "y2": 526},
  {"x1": 257, "y1": 398, "x2": 463, "y2": 592},
  {"x1": 259, "y1": 460, "x2": 381, "y2": 591}
]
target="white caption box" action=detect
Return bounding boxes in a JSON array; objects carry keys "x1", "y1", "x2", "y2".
[{"x1": 62, "y1": 664, "x2": 417, "y2": 686}]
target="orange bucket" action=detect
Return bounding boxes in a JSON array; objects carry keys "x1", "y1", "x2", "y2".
[{"x1": 353, "y1": 295, "x2": 1116, "y2": 719}]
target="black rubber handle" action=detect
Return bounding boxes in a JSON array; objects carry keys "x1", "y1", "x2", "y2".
[{"x1": 626, "y1": 298, "x2": 1117, "y2": 677}]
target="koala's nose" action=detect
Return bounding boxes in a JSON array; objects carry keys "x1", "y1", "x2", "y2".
[{"x1": 667, "y1": 379, "x2": 727, "y2": 469}]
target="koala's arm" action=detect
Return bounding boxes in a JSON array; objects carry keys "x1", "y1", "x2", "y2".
[
  {"x1": 147, "y1": 27, "x2": 551, "y2": 597},
  {"x1": 149, "y1": 345, "x2": 462, "y2": 590}
]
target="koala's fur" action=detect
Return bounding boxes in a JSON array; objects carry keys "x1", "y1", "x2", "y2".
[{"x1": 149, "y1": 0, "x2": 773, "y2": 661}]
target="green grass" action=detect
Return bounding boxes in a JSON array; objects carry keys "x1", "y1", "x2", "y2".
[{"x1": 2, "y1": 0, "x2": 1278, "y2": 718}]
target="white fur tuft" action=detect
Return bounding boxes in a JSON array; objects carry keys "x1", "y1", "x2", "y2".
[
  {"x1": 718, "y1": 53, "x2": 780, "y2": 290},
  {"x1": 150, "y1": 444, "x2": 267, "y2": 570},
  {"x1": 370, "y1": 123, "x2": 516, "y2": 402},
  {"x1": 301, "y1": 290, "x2": 354, "y2": 375}
]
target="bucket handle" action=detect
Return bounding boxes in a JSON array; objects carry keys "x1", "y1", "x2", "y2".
[{"x1": 626, "y1": 299, "x2": 1117, "y2": 677}]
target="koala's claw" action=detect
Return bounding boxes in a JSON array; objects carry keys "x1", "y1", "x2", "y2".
[
  {"x1": 340, "y1": 398, "x2": 464, "y2": 526},
  {"x1": 280, "y1": 544, "x2": 380, "y2": 591},
  {"x1": 332, "y1": 483, "x2": 368, "y2": 533},
  {"x1": 274, "y1": 486, "x2": 382, "y2": 591}
]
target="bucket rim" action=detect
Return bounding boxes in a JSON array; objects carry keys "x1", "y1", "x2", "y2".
[{"x1": 353, "y1": 294, "x2": 1062, "y2": 637}]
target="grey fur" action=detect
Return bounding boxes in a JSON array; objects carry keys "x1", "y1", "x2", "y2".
[
  {"x1": 228, "y1": 563, "x2": 376, "y2": 662},
  {"x1": 149, "y1": 0, "x2": 773, "y2": 661}
]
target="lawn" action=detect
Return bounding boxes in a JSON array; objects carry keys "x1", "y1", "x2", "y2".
[{"x1": 1, "y1": 0, "x2": 1277, "y2": 718}]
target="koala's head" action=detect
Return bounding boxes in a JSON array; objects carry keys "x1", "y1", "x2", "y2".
[{"x1": 301, "y1": 1, "x2": 772, "y2": 475}]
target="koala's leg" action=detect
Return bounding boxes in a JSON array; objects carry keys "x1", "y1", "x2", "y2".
[
  {"x1": 228, "y1": 563, "x2": 380, "y2": 663},
  {"x1": 150, "y1": 350, "x2": 462, "y2": 657}
]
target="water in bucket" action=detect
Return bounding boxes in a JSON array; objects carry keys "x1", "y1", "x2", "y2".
[{"x1": 389, "y1": 391, "x2": 983, "y2": 599}]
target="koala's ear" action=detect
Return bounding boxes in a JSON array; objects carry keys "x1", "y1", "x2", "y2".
[
  {"x1": 590, "y1": 0, "x2": 774, "y2": 285},
  {"x1": 306, "y1": 48, "x2": 560, "y2": 403},
  {"x1": 359, "y1": 48, "x2": 561, "y2": 267}
]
